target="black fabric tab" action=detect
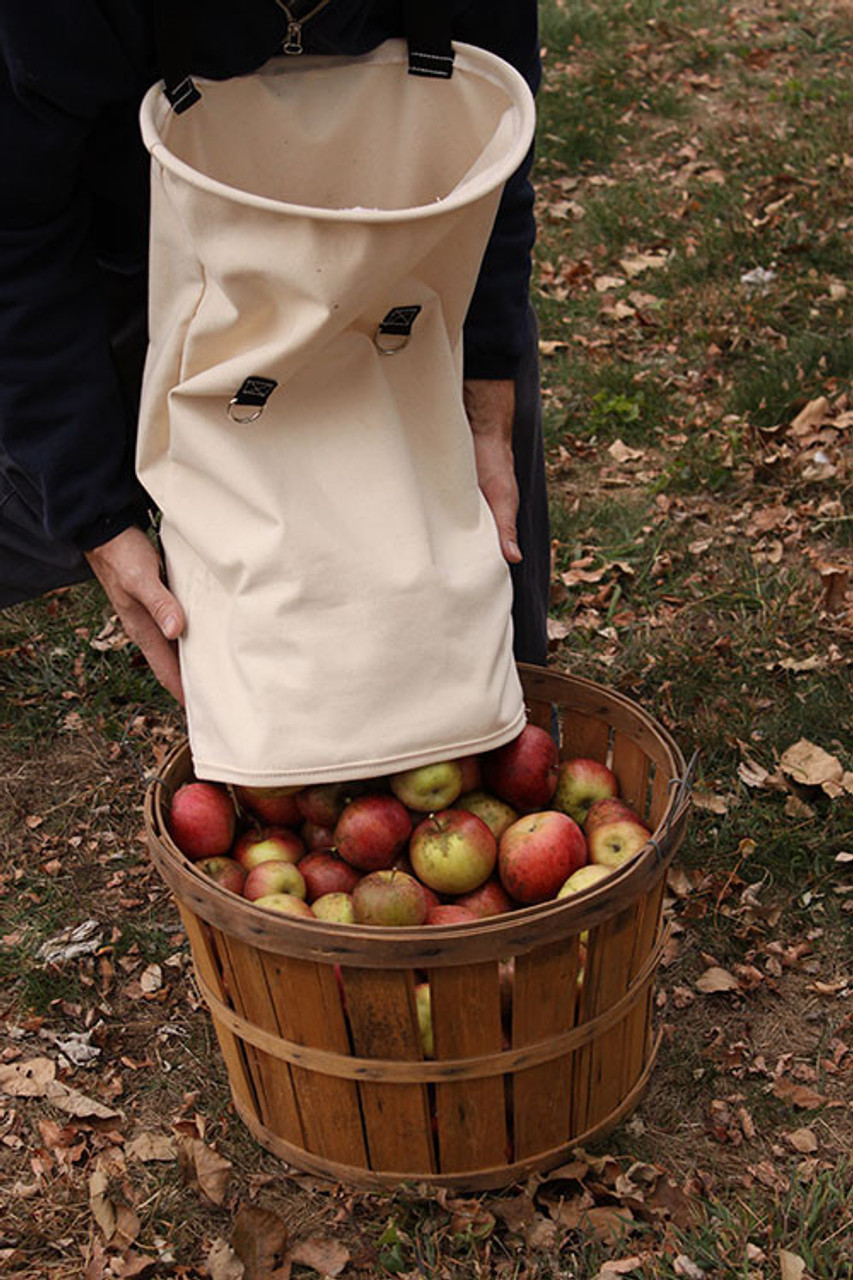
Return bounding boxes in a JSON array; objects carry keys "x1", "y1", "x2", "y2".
[
  {"x1": 403, "y1": 0, "x2": 454, "y2": 78},
  {"x1": 378, "y1": 306, "x2": 422, "y2": 337},
  {"x1": 233, "y1": 377, "x2": 278, "y2": 407},
  {"x1": 153, "y1": 1, "x2": 203, "y2": 112}
]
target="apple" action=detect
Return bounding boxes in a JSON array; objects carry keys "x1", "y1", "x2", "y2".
[
  {"x1": 334, "y1": 795, "x2": 412, "y2": 871},
  {"x1": 234, "y1": 784, "x2": 302, "y2": 828},
  {"x1": 482, "y1": 723, "x2": 559, "y2": 812},
  {"x1": 584, "y1": 797, "x2": 642, "y2": 835},
  {"x1": 300, "y1": 820, "x2": 337, "y2": 851},
  {"x1": 232, "y1": 827, "x2": 304, "y2": 870},
  {"x1": 588, "y1": 817, "x2": 650, "y2": 869},
  {"x1": 298, "y1": 851, "x2": 362, "y2": 901},
  {"x1": 455, "y1": 790, "x2": 517, "y2": 840},
  {"x1": 454, "y1": 876, "x2": 514, "y2": 918},
  {"x1": 409, "y1": 809, "x2": 497, "y2": 895},
  {"x1": 389, "y1": 760, "x2": 464, "y2": 812},
  {"x1": 243, "y1": 860, "x2": 307, "y2": 901},
  {"x1": 312, "y1": 892, "x2": 356, "y2": 924},
  {"x1": 253, "y1": 892, "x2": 315, "y2": 918},
  {"x1": 426, "y1": 904, "x2": 477, "y2": 925},
  {"x1": 296, "y1": 782, "x2": 352, "y2": 829},
  {"x1": 554, "y1": 757, "x2": 619, "y2": 827},
  {"x1": 557, "y1": 863, "x2": 615, "y2": 898},
  {"x1": 414, "y1": 982, "x2": 434, "y2": 1058},
  {"x1": 455, "y1": 754, "x2": 483, "y2": 794},
  {"x1": 195, "y1": 856, "x2": 246, "y2": 896},
  {"x1": 168, "y1": 782, "x2": 236, "y2": 860},
  {"x1": 352, "y1": 870, "x2": 428, "y2": 927},
  {"x1": 498, "y1": 811, "x2": 587, "y2": 904}
]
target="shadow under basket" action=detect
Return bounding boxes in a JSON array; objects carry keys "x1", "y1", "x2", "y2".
[{"x1": 144, "y1": 664, "x2": 691, "y2": 1191}]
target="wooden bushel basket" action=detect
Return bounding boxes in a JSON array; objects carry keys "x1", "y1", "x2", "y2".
[{"x1": 144, "y1": 666, "x2": 691, "y2": 1190}]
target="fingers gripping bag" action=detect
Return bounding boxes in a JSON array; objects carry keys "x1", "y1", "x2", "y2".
[{"x1": 136, "y1": 24, "x2": 536, "y2": 786}]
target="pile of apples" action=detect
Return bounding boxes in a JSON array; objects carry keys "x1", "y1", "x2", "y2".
[{"x1": 165, "y1": 723, "x2": 652, "y2": 927}]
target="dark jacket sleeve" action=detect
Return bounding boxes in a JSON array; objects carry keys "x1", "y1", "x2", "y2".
[
  {"x1": 0, "y1": 4, "x2": 151, "y2": 550},
  {"x1": 456, "y1": 0, "x2": 540, "y2": 381}
]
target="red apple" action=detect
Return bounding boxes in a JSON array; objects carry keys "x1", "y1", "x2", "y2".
[
  {"x1": 584, "y1": 797, "x2": 642, "y2": 835},
  {"x1": 296, "y1": 782, "x2": 352, "y2": 829},
  {"x1": 409, "y1": 809, "x2": 497, "y2": 895},
  {"x1": 300, "y1": 820, "x2": 337, "y2": 851},
  {"x1": 455, "y1": 790, "x2": 517, "y2": 839},
  {"x1": 455, "y1": 754, "x2": 483, "y2": 794},
  {"x1": 352, "y1": 870, "x2": 428, "y2": 927},
  {"x1": 482, "y1": 724, "x2": 559, "y2": 812},
  {"x1": 498, "y1": 811, "x2": 587, "y2": 904},
  {"x1": 233, "y1": 827, "x2": 304, "y2": 871},
  {"x1": 426, "y1": 904, "x2": 477, "y2": 925},
  {"x1": 243, "y1": 860, "x2": 307, "y2": 901},
  {"x1": 234, "y1": 784, "x2": 302, "y2": 828},
  {"x1": 312, "y1": 892, "x2": 356, "y2": 924},
  {"x1": 253, "y1": 892, "x2": 315, "y2": 918},
  {"x1": 168, "y1": 782, "x2": 236, "y2": 860},
  {"x1": 389, "y1": 759, "x2": 464, "y2": 812},
  {"x1": 554, "y1": 757, "x2": 619, "y2": 826},
  {"x1": 298, "y1": 851, "x2": 362, "y2": 901},
  {"x1": 454, "y1": 876, "x2": 514, "y2": 918},
  {"x1": 588, "y1": 817, "x2": 650, "y2": 869},
  {"x1": 195, "y1": 856, "x2": 245, "y2": 896},
  {"x1": 334, "y1": 795, "x2": 412, "y2": 871},
  {"x1": 557, "y1": 863, "x2": 615, "y2": 898}
]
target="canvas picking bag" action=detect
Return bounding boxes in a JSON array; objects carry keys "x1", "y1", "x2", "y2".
[{"x1": 137, "y1": 37, "x2": 536, "y2": 786}]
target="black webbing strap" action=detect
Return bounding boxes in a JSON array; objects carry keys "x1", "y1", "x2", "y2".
[
  {"x1": 152, "y1": 0, "x2": 202, "y2": 113},
  {"x1": 403, "y1": 0, "x2": 455, "y2": 78}
]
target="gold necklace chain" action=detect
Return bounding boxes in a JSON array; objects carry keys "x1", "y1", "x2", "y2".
[{"x1": 273, "y1": 0, "x2": 335, "y2": 54}]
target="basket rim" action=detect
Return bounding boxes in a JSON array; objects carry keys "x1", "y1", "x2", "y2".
[{"x1": 144, "y1": 665, "x2": 691, "y2": 966}]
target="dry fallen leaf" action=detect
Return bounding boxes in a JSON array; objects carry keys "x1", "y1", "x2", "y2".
[
  {"x1": 285, "y1": 1237, "x2": 350, "y2": 1277},
  {"x1": 780, "y1": 739, "x2": 853, "y2": 796},
  {"x1": 126, "y1": 1132, "x2": 176, "y2": 1163},
  {"x1": 0, "y1": 1057, "x2": 121, "y2": 1120},
  {"x1": 779, "y1": 1248, "x2": 808, "y2": 1280},
  {"x1": 205, "y1": 1238, "x2": 245, "y2": 1280},
  {"x1": 696, "y1": 967, "x2": 740, "y2": 994},
  {"x1": 232, "y1": 1204, "x2": 289, "y2": 1280},
  {"x1": 89, "y1": 1167, "x2": 116, "y2": 1242},
  {"x1": 176, "y1": 1135, "x2": 232, "y2": 1205},
  {"x1": 772, "y1": 1078, "x2": 825, "y2": 1110},
  {"x1": 786, "y1": 1128, "x2": 819, "y2": 1153}
]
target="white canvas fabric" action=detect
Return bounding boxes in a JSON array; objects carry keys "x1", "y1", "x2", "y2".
[{"x1": 137, "y1": 39, "x2": 536, "y2": 785}]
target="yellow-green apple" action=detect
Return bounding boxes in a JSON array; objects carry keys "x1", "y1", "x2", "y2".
[
  {"x1": 482, "y1": 724, "x2": 559, "y2": 812},
  {"x1": 168, "y1": 782, "x2": 236, "y2": 860},
  {"x1": 253, "y1": 892, "x2": 315, "y2": 918},
  {"x1": 554, "y1": 758, "x2": 619, "y2": 826},
  {"x1": 300, "y1": 820, "x2": 336, "y2": 851},
  {"x1": 389, "y1": 760, "x2": 464, "y2": 812},
  {"x1": 588, "y1": 815, "x2": 650, "y2": 869},
  {"x1": 414, "y1": 982, "x2": 434, "y2": 1058},
  {"x1": 195, "y1": 856, "x2": 245, "y2": 895},
  {"x1": 334, "y1": 795, "x2": 412, "y2": 871},
  {"x1": 454, "y1": 876, "x2": 514, "y2": 918},
  {"x1": 425, "y1": 903, "x2": 477, "y2": 925},
  {"x1": 298, "y1": 850, "x2": 362, "y2": 901},
  {"x1": 557, "y1": 863, "x2": 615, "y2": 898},
  {"x1": 409, "y1": 809, "x2": 497, "y2": 894},
  {"x1": 455, "y1": 790, "x2": 517, "y2": 839},
  {"x1": 233, "y1": 827, "x2": 304, "y2": 871},
  {"x1": 234, "y1": 784, "x2": 302, "y2": 828},
  {"x1": 296, "y1": 782, "x2": 352, "y2": 829},
  {"x1": 498, "y1": 811, "x2": 587, "y2": 904},
  {"x1": 243, "y1": 860, "x2": 306, "y2": 902},
  {"x1": 584, "y1": 797, "x2": 642, "y2": 835},
  {"x1": 312, "y1": 892, "x2": 356, "y2": 924},
  {"x1": 352, "y1": 870, "x2": 428, "y2": 927}
]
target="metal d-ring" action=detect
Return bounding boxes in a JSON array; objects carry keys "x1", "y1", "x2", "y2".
[
  {"x1": 373, "y1": 329, "x2": 411, "y2": 356},
  {"x1": 227, "y1": 399, "x2": 264, "y2": 424}
]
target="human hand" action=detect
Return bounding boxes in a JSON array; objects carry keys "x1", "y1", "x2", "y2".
[
  {"x1": 463, "y1": 378, "x2": 522, "y2": 564},
  {"x1": 85, "y1": 525, "x2": 185, "y2": 704}
]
